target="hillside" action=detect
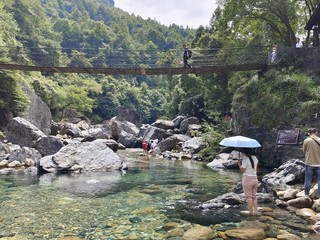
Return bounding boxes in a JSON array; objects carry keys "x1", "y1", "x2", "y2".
[{"x1": 0, "y1": 0, "x2": 196, "y2": 126}]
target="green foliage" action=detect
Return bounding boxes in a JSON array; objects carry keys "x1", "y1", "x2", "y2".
[
  {"x1": 0, "y1": 2, "x2": 20, "y2": 62},
  {"x1": 62, "y1": 85, "x2": 95, "y2": 114},
  {"x1": 231, "y1": 69, "x2": 320, "y2": 128},
  {"x1": 199, "y1": 120, "x2": 231, "y2": 161},
  {"x1": 212, "y1": 0, "x2": 304, "y2": 47},
  {"x1": 0, "y1": 71, "x2": 29, "y2": 125}
]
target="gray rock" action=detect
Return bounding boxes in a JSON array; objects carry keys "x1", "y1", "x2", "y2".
[
  {"x1": 103, "y1": 119, "x2": 139, "y2": 147},
  {"x1": 262, "y1": 159, "x2": 305, "y2": 185},
  {"x1": 200, "y1": 192, "x2": 244, "y2": 209},
  {"x1": 116, "y1": 107, "x2": 141, "y2": 127},
  {"x1": 8, "y1": 146, "x2": 42, "y2": 163},
  {"x1": 19, "y1": 83, "x2": 52, "y2": 135},
  {"x1": 207, "y1": 153, "x2": 237, "y2": 171},
  {"x1": 182, "y1": 136, "x2": 203, "y2": 153},
  {"x1": 312, "y1": 200, "x2": 320, "y2": 212},
  {"x1": 6, "y1": 117, "x2": 46, "y2": 148},
  {"x1": 287, "y1": 196, "x2": 313, "y2": 208},
  {"x1": 39, "y1": 139, "x2": 125, "y2": 173},
  {"x1": 151, "y1": 119, "x2": 174, "y2": 130},
  {"x1": 35, "y1": 136, "x2": 64, "y2": 156},
  {"x1": 173, "y1": 116, "x2": 186, "y2": 129},
  {"x1": 139, "y1": 126, "x2": 172, "y2": 143},
  {"x1": 59, "y1": 122, "x2": 82, "y2": 138},
  {"x1": 157, "y1": 136, "x2": 181, "y2": 152},
  {"x1": 179, "y1": 117, "x2": 200, "y2": 133}
]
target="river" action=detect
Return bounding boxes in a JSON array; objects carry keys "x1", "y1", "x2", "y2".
[{"x1": 0, "y1": 149, "x2": 313, "y2": 239}]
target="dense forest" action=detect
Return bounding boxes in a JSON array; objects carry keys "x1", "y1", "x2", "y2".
[{"x1": 1, "y1": 0, "x2": 320, "y2": 159}]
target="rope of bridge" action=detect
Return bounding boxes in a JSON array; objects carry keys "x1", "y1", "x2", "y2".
[{"x1": 0, "y1": 46, "x2": 270, "y2": 70}]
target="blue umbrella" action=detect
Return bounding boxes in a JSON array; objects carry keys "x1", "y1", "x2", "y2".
[{"x1": 219, "y1": 136, "x2": 261, "y2": 148}]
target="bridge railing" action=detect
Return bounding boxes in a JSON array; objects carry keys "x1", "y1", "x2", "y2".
[{"x1": 0, "y1": 46, "x2": 270, "y2": 69}]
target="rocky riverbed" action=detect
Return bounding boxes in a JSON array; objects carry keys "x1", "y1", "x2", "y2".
[{"x1": 1, "y1": 112, "x2": 319, "y2": 239}]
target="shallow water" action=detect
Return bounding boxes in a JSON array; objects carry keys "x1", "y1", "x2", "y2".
[{"x1": 0, "y1": 149, "x2": 313, "y2": 239}]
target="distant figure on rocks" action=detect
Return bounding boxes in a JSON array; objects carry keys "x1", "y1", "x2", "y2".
[
  {"x1": 142, "y1": 141, "x2": 149, "y2": 152},
  {"x1": 150, "y1": 139, "x2": 158, "y2": 149}
]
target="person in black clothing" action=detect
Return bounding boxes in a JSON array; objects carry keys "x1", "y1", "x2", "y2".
[{"x1": 182, "y1": 44, "x2": 192, "y2": 68}]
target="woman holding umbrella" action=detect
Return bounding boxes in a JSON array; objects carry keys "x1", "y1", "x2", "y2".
[
  {"x1": 237, "y1": 148, "x2": 259, "y2": 215},
  {"x1": 219, "y1": 136, "x2": 261, "y2": 215}
]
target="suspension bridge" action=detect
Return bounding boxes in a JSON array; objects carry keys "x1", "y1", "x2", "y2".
[{"x1": 0, "y1": 46, "x2": 271, "y2": 75}]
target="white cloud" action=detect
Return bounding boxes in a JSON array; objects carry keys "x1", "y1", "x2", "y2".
[{"x1": 114, "y1": 0, "x2": 217, "y2": 28}]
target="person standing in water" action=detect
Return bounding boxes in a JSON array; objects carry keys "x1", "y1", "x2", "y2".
[{"x1": 237, "y1": 148, "x2": 259, "y2": 215}]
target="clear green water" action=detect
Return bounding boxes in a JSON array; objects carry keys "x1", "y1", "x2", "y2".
[{"x1": 0, "y1": 149, "x2": 311, "y2": 239}]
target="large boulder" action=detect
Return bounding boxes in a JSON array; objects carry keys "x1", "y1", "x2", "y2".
[
  {"x1": 151, "y1": 119, "x2": 174, "y2": 130},
  {"x1": 173, "y1": 115, "x2": 186, "y2": 129},
  {"x1": 207, "y1": 153, "x2": 238, "y2": 171},
  {"x1": 139, "y1": 125, "x2": 172, "y2": 143},
  {"x1": 182, "y1": 136, "x2": 203, "y2": 153},
  {"x1": 62, "y1": 108, "x2": 91, "y2": 124},
  {"x1": 6, "y1": 117, "x2": 46, "y2": 148},
  {"x1": 179, "y1": 117, "x2": 200, "y2": 133},
  {"x1": 262, "y1": 159, "x2": 305, "y2": 185},
  {"x1": 39, "y1": 139, "x2": 126, "y2": 173},
  {"x1": 59, "y1": 122, "x2": 82, "y2": 138},
  {"x1": 35, "y1": 136, "x2": 64, "y2": 156},
  {"x1": 19, "y1": 83, "x2": 52, "y2": 135},
  {"x1": 157, "y1": 136, "x2": 181, "y2": 152},
  {"x1": 103, "y1": 119, "x2": 139, "y2": 148},
  {"x1": 115, "y1": 107, "x2": 141, "y2": 127}
]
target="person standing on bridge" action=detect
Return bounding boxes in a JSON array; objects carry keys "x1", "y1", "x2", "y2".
[
  {"x1": 182, "y1": 44, "x2": 192, "y2": 68},
  {"x1": 296, "y1": 37, "x2": 303, "y2": 48},
  {"x1": 270, "y1": 42, "x2": 277, "y2": 63}
]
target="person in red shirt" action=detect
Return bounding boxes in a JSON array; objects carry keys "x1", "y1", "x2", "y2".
[{"x1": 142, "y1": 141, "x2": 148, "y2": 152}]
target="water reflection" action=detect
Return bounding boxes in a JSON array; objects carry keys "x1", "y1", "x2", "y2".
[{"x1": 39, "y1": 171, "x2": 125, "y2": 197}]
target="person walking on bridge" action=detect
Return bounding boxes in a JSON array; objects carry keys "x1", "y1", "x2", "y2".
[{"x1": 182, "y1": 44, "x2": 192, "y2": 68}]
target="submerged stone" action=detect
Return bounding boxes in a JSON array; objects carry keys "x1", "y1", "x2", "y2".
[{"x1": 129, "y1": 217, "x2": 142, "y2": 223}]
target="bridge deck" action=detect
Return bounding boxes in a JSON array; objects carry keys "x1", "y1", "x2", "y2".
[{"x1": 0, "y1": 63, "x2": 268, "y2": 75}]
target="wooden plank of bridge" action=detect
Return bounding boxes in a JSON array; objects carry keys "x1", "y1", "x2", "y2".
[{"x1": 0, "y1": 63, "x2": 268, "y2": 75}]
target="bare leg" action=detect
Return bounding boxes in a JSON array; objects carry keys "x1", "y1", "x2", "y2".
[
  {"x1": 247, "y1": 200, "x2": 254, "y2": 215},
  {"x1": 252, "y1": 200, "x2": 258, "y2": 215}
]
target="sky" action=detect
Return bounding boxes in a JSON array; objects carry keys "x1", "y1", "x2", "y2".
[{"x1": 114, "y1": 0, "x2": 218, "y2": 28}]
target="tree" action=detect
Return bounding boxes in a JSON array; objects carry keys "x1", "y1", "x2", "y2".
[
  {"x1": 213, "y1": 0, "x2": 305, "y2": 47},
  {"x1": 0, "y1": 72, "x2": 29, "y2": 126},
  {"x1": 0, "y1": 2, "x2": 21, "y2": 63}
]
